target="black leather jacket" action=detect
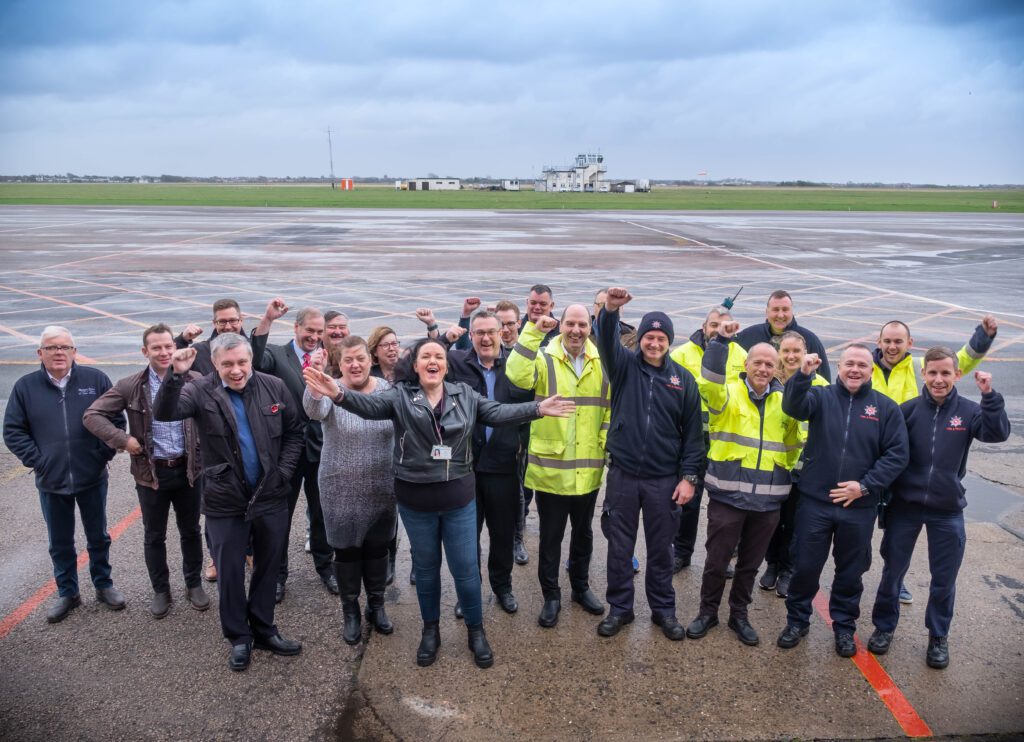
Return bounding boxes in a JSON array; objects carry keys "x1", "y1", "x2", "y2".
[{"x1": 336, "y1": 380, "x2": 540, "y2": 483}]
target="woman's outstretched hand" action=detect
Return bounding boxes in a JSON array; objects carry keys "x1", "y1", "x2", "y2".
[{"x1": 537, "y1": 394, "x2": 575, "y2": 418}]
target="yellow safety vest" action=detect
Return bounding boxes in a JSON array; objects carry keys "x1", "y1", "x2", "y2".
[
  {"x1": 872, "y1": 344, "x2": 984, "y2": 405},
  {"x1": 671, "y1": 339, "x2": 747, "y2": 431},
  {"x1": 505, "y1": 323, "x2": 610, "y2": 496}
]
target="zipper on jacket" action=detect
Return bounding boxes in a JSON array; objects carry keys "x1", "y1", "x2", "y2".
[
  {"x1": 836, "y1": 394, "x2": 854, "y2": 484},
  {"x1": 399, "y1": 433, "x2": 406, "y2": 464},
  {"x1": 924, "y1": 403, "x2": 941, "y2": 506},
  {"x1": 60, "y1": 386, "x2": 75, "y2": 492},
  {"x1": 752, "y1": 398, "x2": 766, "y2": 495},
  {"x1": 637, "y1": 374, "x2": 655, "y2": 469}
]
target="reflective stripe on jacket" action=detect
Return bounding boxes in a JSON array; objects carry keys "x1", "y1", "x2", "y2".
[
  {"x1": 506, "y1": 322, "x2": 609, "y2": 495},
  {"x1": 670, "y1": 332, "x2": 747, "y2": 431},
  {"x1": 697, "y1": 338, "x2": 802, "y2": 512}
]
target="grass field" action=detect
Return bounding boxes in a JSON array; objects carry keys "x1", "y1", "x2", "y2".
[{"x1": 0, "y1": 183, "x2": 1021, "y2": 212}]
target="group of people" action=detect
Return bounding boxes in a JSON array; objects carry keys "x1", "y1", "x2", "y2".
[{"x1": 2, "y1": 283, "x2": 1010, "y2": 674}]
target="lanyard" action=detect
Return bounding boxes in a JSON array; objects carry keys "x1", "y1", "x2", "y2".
[{"x1": 426, "y1": 390, "x2": 445, "y2": 445}]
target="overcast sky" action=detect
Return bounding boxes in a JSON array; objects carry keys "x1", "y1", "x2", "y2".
[{"x1": 1, "y1": 0, "x2": 1021, "y2": 184}]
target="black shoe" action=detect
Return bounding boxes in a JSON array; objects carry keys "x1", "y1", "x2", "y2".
[
  {"x1": 926, "y1": 636, "x2": 949, "y2": 669},
  {"x1": 834, "y1": 632, "x2": 857, "y2": 658},
  {"x1": 728, "y1": 616, "x2": 760, "y2": 646},
  {"x1": 868, "y1": 629, "x2": 893, "y2": 655},
  {"x1": 725, "y1": 562, "x2": 735, "y2": 579},
  {"x1": 467, "y1": 623, "x2": 494, "y2": 669},
  {"x1": 228, "y1": 642, "x2": 252, "y2": 672},
  {"x1": 186, "y1": 585, "x2": 210, "y2": 611},
  {"x1": 759, "y1": 563, "x2": 778, "y2": 591},
  {"x1": 254, "y1": 633, "x2": 303, "y2": 656},
  {"x1": 46, "y1": 594, "x2": 81, "y2": 624},
  {"x1": 571, "y1": 589, "x2": 604, "y2": 615},
  {"x1": 686, "y1": 614, "x2": 719, "y2": 639},
  {"x1": 672, "y1": 556, "x2": 690, "y2": 574},
  {"x1": 320, "y1": 572, "x2": 340, "y2": 596},
  {"x1": 96, "y1": 586, "x2": 126, "y2": 610},
  {"x1": 538, "y1": 598, "x2": 561, "y2": 628},
  {"x1": 454, "y1": 601, "x2": 464, "y2": 620},
  {"x1": 775, "y1": 570, "x2": 793, "y2": 598},
  {"x1": 275, "y1": 582, "x2": 286, "y2": 604},
  {"x1": 513, "y1": 539, "x2": 529, "y2": 566},
  {"x1": 149, "y1": 591, "x2": 172, "y2": 619},
  {"x1": 496, "y1": 591, "x2": 518, "y2": 614},
  {"x1": 777, "y1": 624, "x2": 809, "y2": 649},
  {"x1": 597, "y1": 612, "x2": 634, "y2": 637},
  {"x1": 652, "y1": 614, "x2": 686, "y2": 641},
  {"x1": 362, "y1": 556, "x2": 393, "y2": 635},
  {"x1": 417, "y1": 622, "x2": 441, "y2": 667}
]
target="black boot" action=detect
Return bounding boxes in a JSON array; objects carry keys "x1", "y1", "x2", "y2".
[
  {"x1": 467, "y1": 623, "x2": 494, "y2": 669},
  {"x1": 417, "y1": 621, "x2": 441, "y2": 667},
  {"x1": 363, "y1": 555, "x2": 394, "y2": 635},
  {"x1": 334, "y1": 560, "x2": 362, "y2": 646}
]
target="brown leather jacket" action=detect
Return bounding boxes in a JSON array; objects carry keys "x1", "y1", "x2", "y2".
[{"x1": 83, "y1": 367, "x2": 202, "y2": 488}]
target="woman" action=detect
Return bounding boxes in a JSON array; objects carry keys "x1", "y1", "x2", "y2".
[
  {"x1": 760, "y1": 330, "x2": 828, "y2": 598},
  {"x1": 304, "y1": 337, "x2": 573, "y2": 669},
  {"x1": 304, "y1": 337, "x2": 396, "y2": 646},
  {"x1": 368, "y1": 326, "x2": 401, "y2": 382}
]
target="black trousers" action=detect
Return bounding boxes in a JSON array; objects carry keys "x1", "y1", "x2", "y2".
[
  {"x1": 764, "y1": 486, "x2": 800, "y2": 572},
  {"x1": 786, "y1": 495, "x2": 876, "y2": 634},
  {"x1": 673, "y1": 482, "x2": 705, "y2": 560},
  {"x1": 535, "y1": 489, "x2": 598, "y2": 600},
  {"x1": 135, "y1": 464, "x2": 203, "y2": 593},
  {"x1": 601, "y1": 467, "x2": 679, "y2": 618},
  {"x1": 206, "y1": 507, "x2": 289, "y2": 644},
  {"x1": 280, "y1": 456, "x2": 332, "y2": 584},
  {"x1": 475, "y1": 470, "x2": 519, "y2": 595},
  {"x1": 699, "y1": 499, "x2": 780, "y2": 620}
]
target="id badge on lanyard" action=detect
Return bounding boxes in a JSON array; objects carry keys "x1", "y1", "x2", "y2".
[{"x1": 428, "y1": 391, "x2": 451, "y2": 460}]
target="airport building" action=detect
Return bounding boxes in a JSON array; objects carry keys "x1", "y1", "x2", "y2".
[
  {"x1": 535, "y1": 153, "x2": 609, "y2": 192},
  {"x1": 406, "y1": 178, "x2": 461, "y2": 191}
]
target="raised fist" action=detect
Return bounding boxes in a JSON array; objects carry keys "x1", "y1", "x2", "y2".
[
  {"x1": 181, "y1": 324, "x2": 204, "y2": 342},
  {"x1": 982, "y1": 314, "x2": 998, "y2": 337},
  {"x1": 974, "y1": 370, "x2": 993, "y2": 394},
  {"x1": 719, "y1": 320, "x2": 740, "y2": 339},
  {"x1": 415, "y1": 308, "x2": 436, "y2": 326},
  {"x1": 535, "y1": 315, "x2": 559, "y2": 334},
  {"x1": 265, "y1": 298, "x2": 289, "y2": 320},
  {"x1": 801, "y1": 353, "x2": 822, "y2": 375},
  {"x1": 444, "y1": 325, "x2": 467, "y2": 343},
  {"x1": 171, "y1": 347, "x2": 197, "y2": 374},
  {"x1": 604, "y1": 287, "x2": 632, "y2": 312},
  {"x1": 462, "y1": 297, "x2": 482, "y2": 318}
]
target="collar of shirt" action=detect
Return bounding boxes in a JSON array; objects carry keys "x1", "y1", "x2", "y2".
[
  {"x1": 47, "y1": 369, "x2": 71, "y2": 390},
  {"x1": 744, "y1": 376, "x2": 770, "y2": 401},
  {"x1": 292, "y1": 340, "x2": 312, "y2": 367},
  {"x1": 560, "y1": 342, "x2": 587, "y2": 377}
]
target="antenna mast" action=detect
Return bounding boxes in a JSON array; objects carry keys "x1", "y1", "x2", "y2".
[{"x1": 327, "y1": 126, "x2": 336, "y2": 187}]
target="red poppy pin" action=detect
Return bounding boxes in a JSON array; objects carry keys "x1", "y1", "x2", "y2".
[{"x1": 270, "y1": 404, "x2": 280, "y2": 414}]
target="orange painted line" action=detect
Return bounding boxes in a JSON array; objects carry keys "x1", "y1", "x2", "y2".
[
  {"x1": 0, "y1": 505, "x2": 142, "y2": 641},
  {"x1": 0, "y1": 283, "x2": 149, "y2": 329},
  {"x1": 0, "y1": 322, "x2": 98, "y2": 364},
  {"x1": 812, "y1": 591, "x2": 933, "y2": 738}
]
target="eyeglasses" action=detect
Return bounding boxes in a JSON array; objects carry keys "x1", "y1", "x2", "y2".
[
  {"x1": 377, "y1": 341, "x2": 400, "y2": 350},
  {"x1": 500, "y1": 321, "x2": 518, "y2": 329},
  {"x1": 40, "y1": 345, "x2": 75, "y2": 353},
  {"x1": 213, "y1": 318, "x2": 242, "y2": 327},
  {"x1": 472, "y1": 329, "x2": 499, "y2": 337}
]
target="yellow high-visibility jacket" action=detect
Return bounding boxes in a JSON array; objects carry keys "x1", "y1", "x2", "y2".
[
  {"x1": 505, "y1": 322, "x2": 610, "y2": 496},
  {"x1": 697, "y1": 341, "x2": 802, "y2": 511},
  {"x1": 872, "y1": 329, "x2": 989, "y2": 404},
  {"x1": 670, "y1": 335, "x2": 747, "y2": 432}
]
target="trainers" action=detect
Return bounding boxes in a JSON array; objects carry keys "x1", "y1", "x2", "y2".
[
  {"x1": 759, "y1": 563, "x2": 779, "y2": 591},
  {"x1": 775, "y1": 569, "x2": 793, "y2": 598},
  {"x1": 899, "y1": 583, "x2": 914, "y2": 605},
  {"x1": 926, "y1": 636, "x2": 949, "y2": 669},
  {"x1": 867, "y1": 629, "x2": 893, "y2": 655}
]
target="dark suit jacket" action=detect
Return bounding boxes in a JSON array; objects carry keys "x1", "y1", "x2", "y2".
[{"x1": 255, "y1": 338, "x2": 322, "y2": 461}]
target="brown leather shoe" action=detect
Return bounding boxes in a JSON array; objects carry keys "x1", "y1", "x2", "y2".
[{"x1": 204, "y1": 558, "x2": 217, "y2": 583}]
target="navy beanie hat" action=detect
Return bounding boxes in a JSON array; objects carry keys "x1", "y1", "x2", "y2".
[{"x1": 637, "y1": 311, "x2": 674, "y2": 345}]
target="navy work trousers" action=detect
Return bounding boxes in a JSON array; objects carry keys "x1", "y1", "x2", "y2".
[
  {"x1": 39, "y1": 481, "x2": 113, "y2": 598},
  {"x1": 785, "y1": 494, "x2": 876, "y2": 635}
]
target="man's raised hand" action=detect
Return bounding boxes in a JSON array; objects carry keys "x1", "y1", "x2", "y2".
[
  {"x1": 415, "y1": 308, "x2": 436, "y2": 326},
  {"x1": 265, "y1": 298, "x2": 289, "y2": 321},
  {"x1": 535, "y1": 315, "x2": 558, "y2": 334},
  {"x1": 171, "y1": 347, "x2": 197, "y2": 374},
  {"x1": 462, "y1": 297, "x2": 482, "y2": 318},
  {"x1": 181, "y1": 324, "x2": 204, "y2": 342},
  {"x1": 982, "y1": 314, "x2": 998, "y2": 337},
  {"x1": 801, "y1": 353, "x2": 822, "y2": 375},
  {"x1": 975, "y1": 370, "x2": 993, "y2": 394},
  {"x1": 719, "y1": 320, "x2": 740, "y2": 339},
  {"x1": 604, "y1": 287, "x2": 632, "y2": 313}
]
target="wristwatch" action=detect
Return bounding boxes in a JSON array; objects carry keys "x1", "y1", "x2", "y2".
[
  {"x1": 859, "y1": 482, "x2": 871, "y2": 499},
  {"x1": 682, "y1": 474, "x2": 700, "y2": 486}
]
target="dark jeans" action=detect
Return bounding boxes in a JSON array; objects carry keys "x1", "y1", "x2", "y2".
[
  {"x1": 206, "y1": 507, "x2": 289, "y2": 644},
  {"x1": 280, "y1": 456, "x2": 332, "y2": 584},
  {"x1": 872, "y1": 500, "x2": 967, "y2": 638},
  {"x1": 135, "y1": 464, "x2": 203, "y2": 593},
  {"x1": 601, "y1": 467, "x2": 680, "y2": 618},
  {"x1": 700, "y1": 499, "x2": 780, "y2": 620},
  {"x1": 764, "y1": 486, "x2": 800, "y2": 572},
  {"x1": 673, "y1": 482, "x2": 705, "y2": 561},
  {"x1": 785, "y1": 495, "x2": 876, "y2": 634},
  {"x1": 475, "y1": 471, "x2": 519, "y2": 595},
  {"x1": 399, "y1": 500, "x2": 482, "y2": 625},
  {"x1": 535, "y1": 489, "x2": 598, "y2": 600},
  {"x1": 39, "y1": 481, "x2": 113, "y2": 597}
]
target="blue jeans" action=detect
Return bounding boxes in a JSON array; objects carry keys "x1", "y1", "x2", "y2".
[
  {"x1": 399, "y1": 499, "x2": 482, "y2": 625},
  {"x1": 39, "y1": 482, "x2": 113, "y2": 597}
]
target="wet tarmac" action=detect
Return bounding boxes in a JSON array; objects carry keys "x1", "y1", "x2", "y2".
[{"x1": 0, "y1": 206, "x2": 1023, "y2": 740}]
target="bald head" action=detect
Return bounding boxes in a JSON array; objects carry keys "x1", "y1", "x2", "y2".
[
  {"x1": 745, "y1": 342, "x2": 778, "y2": 394},
  {"x1": 560, "y1": 304, "x2": 591, "y2": 357}
]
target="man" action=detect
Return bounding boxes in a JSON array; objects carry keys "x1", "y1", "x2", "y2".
[
  {"x1": 520, "y1": 284, "x2": 560, "y2": 348},
  {"x1": 448, "y1": 310, "x2": 534, "y2": 615},
  {"x1": 669, "y1": 306, "x2": 748, "y2": 574},
  {"x1": 872, "y1": 315, "x2": 997, "y2": 605},
  {"x1": 868, "y1": 350, "x2": 1009, "y2": 669},
  {"x1": 3, "y1": 326, "x2": 126, "y2": 623},
  {"x1": 777, "y1": 346, "x2": 908, "y2": 657},
  {"x1": 323, "y1": 311, "x2": 351, "y2": 351},
  {"x1": 84, "y1": 324, "x2": 210, "y2": 618},
  {"x1": 252, "y1": 303, "x2": 337, "y2": 601},
  {"x1": 685, "y1": 324, "x2": 801, "y2": 646},
  {"x1": 506, "y1": 305, "x2": 610, "y2": 628},
  {"x1": 155, "y1": 334, "x2": 304, "y2": 671},
  {"x1": 594, "y1": 288, "x2": 703, "y2": 641},
  {"x1": 494, "y1": 300, "x2": 521, "y2": 351},
  {"x1": 736, "y1": 290, "x2": 831, "y2": 381},
  {"x1": 591, "y1": 288, "x2": 637, "y2": 349}
]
